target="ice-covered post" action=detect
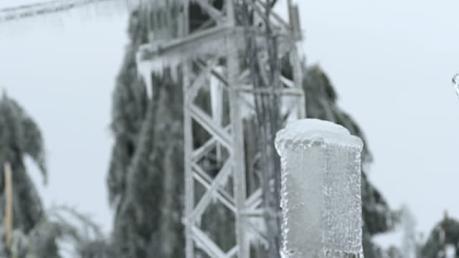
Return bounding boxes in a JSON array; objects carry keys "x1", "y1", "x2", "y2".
[{"x1": 275, "y1": 119, "x2": 364, "y2": 258}]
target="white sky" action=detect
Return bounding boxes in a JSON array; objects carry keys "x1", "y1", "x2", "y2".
[
  {"x1": 0, "y1": 1, "x2": 128, "y2": 235},
  {"x1": 0, "y1": 0, "x2": 45, "y2": 9},
  {"x1": 301, "y1": 0, "x2": 459, "y2": 240},
  {"x1": 1, "y1": 0, "x2": 459, "y2": 246}
]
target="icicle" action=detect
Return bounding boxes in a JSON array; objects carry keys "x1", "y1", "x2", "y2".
[
  {"x1": 275, "y1": 119, "x2": 364, "y2": 258},
  {"x1": 134, "y1": 0, "x2": 187, "y2": 87},
  {"x1": 452, "y1": 73, "x2": 459, "y2": 98},
  {"x1": 401, "y1": 206, "x2": 417, "y2": 258},
  {"x1": 136, "y1": 57, "x2": 153, "y2": 99}
]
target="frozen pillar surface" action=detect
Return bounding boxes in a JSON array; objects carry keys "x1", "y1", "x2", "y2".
[{"x1": 275, "y1": 119, "x2": 364, "y2": 258}]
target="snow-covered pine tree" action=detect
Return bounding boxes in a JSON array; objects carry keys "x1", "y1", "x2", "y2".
[{"x1": 108, "y1": 8, "x2": 186, "y2": 258}]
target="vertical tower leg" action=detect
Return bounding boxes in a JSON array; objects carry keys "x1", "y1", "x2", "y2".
[
  {"x1": 227, "y1": 40, "x2": 250, "y2": 258},
  {"x1": 183, "y1": 61, "x2": 195, "y2": 258},
  {"x1": 182, "y1": 1, "x2": 195, "y2": 257}
]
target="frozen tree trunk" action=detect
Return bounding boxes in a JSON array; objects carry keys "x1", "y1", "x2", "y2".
[
  {"x1": 275, "y1": 119, "x2": 364, "y2": 258},
  {"x1": 401, "y1": 206, "x2": 417, "y2": 258},
  {"x1": 3, "y1": 162, "x2": 13, "y2": 252}
]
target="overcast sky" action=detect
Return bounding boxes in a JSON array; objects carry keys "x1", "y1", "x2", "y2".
[
  {"x1": 300, "y1": 0, "x2": 459, "y2": 241},
  {"x1": 1, "y1": 0, "x2": 459, "y2": 246}
]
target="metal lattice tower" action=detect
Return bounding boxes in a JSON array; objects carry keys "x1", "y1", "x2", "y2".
[{"x1": 136, "y1": 0, "x2": 305, "y2": 257}]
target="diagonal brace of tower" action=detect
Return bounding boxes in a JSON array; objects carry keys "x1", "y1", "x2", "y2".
[{"x1": 136, "y1": 0, "x2": 305, "y2": 257}]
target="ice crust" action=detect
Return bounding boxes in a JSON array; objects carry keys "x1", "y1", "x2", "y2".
[
  {"x1": 275, "y1": 119, "x2": 364, "y2": 258},
  {"x1": 275, "y1": 119, "x2": 363, "y2": 153}
]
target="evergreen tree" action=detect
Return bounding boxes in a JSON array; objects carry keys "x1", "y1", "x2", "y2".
[
  {"x1": 0, "y1": 92, "x2": 110, "y2": 258},
  {"x1": 108, "y1": 9, "x2": 184, "y2": 258},
  {"x1": 0, "y1": 92, "x2": 46, "y2": 241},
  {"x1": 421, "y1": 215, "x2": 459, "y2": 258}
]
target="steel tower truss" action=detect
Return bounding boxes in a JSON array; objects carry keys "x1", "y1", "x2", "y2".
[{"x1": 136, "y1": 0, "x2": 305, "y2": 257}]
